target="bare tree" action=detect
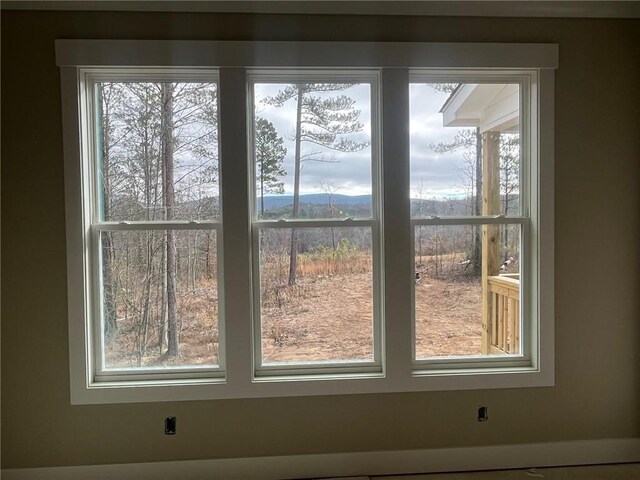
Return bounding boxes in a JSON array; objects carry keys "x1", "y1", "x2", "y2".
[
  {"x1": 160, "y1": 83, "x2": 180, "y2": 357},
  {"x1": 320, "y1": 181, "x2": 341, "y2": 249},
  {"x1": 500, "y1": 133, "x2": 519, "y2": 259},
  {"x1": 431, "y1": 83, "x2": 459, "y2": 95},
  {"x1": 430, "y1": 127, "x2": 483, "y2": 274},
  {"x1": 97, "y1": 83, "x2": 125, "y2": 341},
  {"x1": 413, "y1": 180, "x2": 428, "y2": 265}
]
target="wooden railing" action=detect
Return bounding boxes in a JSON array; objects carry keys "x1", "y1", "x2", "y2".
[{"x1": 487, "y1": 274, "x2": 520, "y2": 354}]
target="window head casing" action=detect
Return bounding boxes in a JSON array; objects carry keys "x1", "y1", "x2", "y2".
[{"x1": 57, "y1": 40, "x2": 556, "y2": 404}]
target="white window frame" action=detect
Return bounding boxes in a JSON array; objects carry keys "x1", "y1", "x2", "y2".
[
  {"x1": 57, "y1": 40, "x2": 556, "y2": 404},
  {"x1": 248, "y1": 70, "x2": 383, "y2": 377},
  {"x1": 83, "y1": 68, "x2": 225, "y2": 383},
  {"x1": 409, "y1": 71, "x2": 534, "y2": 371}
]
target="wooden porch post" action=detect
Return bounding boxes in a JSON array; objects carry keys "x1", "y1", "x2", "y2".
[{"x1": 481, "y1": 131, "x2": 501, "y2": 354}]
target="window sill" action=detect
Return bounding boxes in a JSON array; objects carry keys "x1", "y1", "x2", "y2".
[{"x1": 73, "y1": 365, "x2": 553, "y2": 404}]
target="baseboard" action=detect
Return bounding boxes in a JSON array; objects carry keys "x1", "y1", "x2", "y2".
[{"x1": 3, "y1": 438, "x2": 639, "y2": 480}]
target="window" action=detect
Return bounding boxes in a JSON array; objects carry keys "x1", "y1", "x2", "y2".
[
  {"x1": 58, "y1": 41, "x2": 556, "y2": 403},
  {"x1": 409, "y1": 75, "x2": 529, "y2": 366},
  {"x1": 73, "y1": 69, "x2": 224, "y2": 385},
  {"x1": 249, "y1": 71, "x2": 382, "y2": 375}
]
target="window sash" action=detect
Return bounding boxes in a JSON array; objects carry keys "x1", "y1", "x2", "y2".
[
  {"x1": 247, "y1": 69, "x2": 382, "y2": 377},
  {"x1": 408, "y1": 71, "x2": 533, "y2": 221},
  {"x1": 85, "y1": 69, "x2": 221, "y2": 226},
  {"x1": 89, "y1": 226, "x2": 226, "y2": 377},
  {"x1": 93, "y1": 221, "x2": 221, "y2": 231},
  {"x1": 411, "y1": 216, "x2": 525, "y2": 226},
  {"x1": 83, "y1": 69, "x2": 225, "y2": 379},
  {"x1": 408, "y1": 71, "x2": 533, "y2": 368},
  {"x1": 247, "y1": 70, "x2": 381, "y2": 224},
  {"x1": 253, "y1": 219, "x2": 374, "y2": 229},
  {"x1": 251, "y1": 224, "x2": 383, "y2": 373},
  {"x1": 248, "y1": 71, "x2": 383, "y2": 374},
  {"x1": 410, "y1": 221, "x2": 531, "y2": 366}
]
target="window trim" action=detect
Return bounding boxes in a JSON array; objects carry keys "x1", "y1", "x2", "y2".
[{"x1": 57, "y1": 40, "x2": 556, "y2": 404}]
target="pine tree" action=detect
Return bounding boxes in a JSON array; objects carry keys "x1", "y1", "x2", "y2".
[
  {"x1": 264, "y1": 84, "x2": 369, "y2": 285},
  {"x1": 255, "y1": 117, "x2": 287, "y2": 217}
]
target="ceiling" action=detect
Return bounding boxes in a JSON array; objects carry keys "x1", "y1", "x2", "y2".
[{"x1": 2, "y1": 1, "x2": 639, "y2": 18}]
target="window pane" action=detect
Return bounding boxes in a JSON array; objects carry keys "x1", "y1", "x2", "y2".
[
  {"x1": 96, "y1": 82, "x2": 219, "y2": 222},
  {"x1": 258, "y1": 227, "x2": 374, "y2": 364},
  {"x1": 414, "y1": 224, "x2": 520, "y2": 358},
  {"x1": 410, "y1": 83, "x2": 520, "y2": 216},
  {"x1": 253, "y1": 82, "x2": 373, "y2": 220},
  {"x1": 101, "y1": 229, "x2": 220, "y2": 369}
]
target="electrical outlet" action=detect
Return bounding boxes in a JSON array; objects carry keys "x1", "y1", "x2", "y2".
[
  {"x1": 477, "y1": 405, "x2": 488, "y2": 422},
  {"x1": 165, "y1": 416, "x2": 177, "y2": 435}
]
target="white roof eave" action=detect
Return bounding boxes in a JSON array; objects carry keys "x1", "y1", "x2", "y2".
[{"x1": 441, "y1": 83, "x2": 520, "y2": 133}]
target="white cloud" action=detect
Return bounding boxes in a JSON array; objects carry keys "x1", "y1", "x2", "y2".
[{"x1": 253, "y1": 82, "x2": 478, "y2": 198}]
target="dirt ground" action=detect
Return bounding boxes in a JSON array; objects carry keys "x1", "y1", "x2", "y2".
[
  {"x1": 414, "y1": 276, "x2": 482, "y2": 357},
  {"x1": 107, "y1": 270, "x2": 483, "y2": 368},
  {"x1": 261, "y1": 272, "x2": 375, "y2": 363},
  {"x1": 261, "y1": 272, "x2": 482, "y2": 363}
]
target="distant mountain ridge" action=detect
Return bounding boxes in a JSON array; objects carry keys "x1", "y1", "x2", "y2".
[
  {"x1": 261, "y1": 193, "x2": 472, "y2": 209},
  {"x1": 260, "y1": 194, "x2": 371, "y2": 210},
  {"x1": 260, "y1": 193, "x2": 518, "y2": 217}
]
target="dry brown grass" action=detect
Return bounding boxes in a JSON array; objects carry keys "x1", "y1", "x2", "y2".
[
  {"x1": 106, "y1": 251, "x2": 489, "y2": 368},
  {"x1": 105, "y1": 278, "x2": 219, "y2": 368},
  {"x1": 260, "y1": 251, "x2": 485, "y2": 362}
]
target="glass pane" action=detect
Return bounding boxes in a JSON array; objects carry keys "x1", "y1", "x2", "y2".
[
  {"x1": 414, "y1": 224, "x2": 520, "y2": 358},
  {"x1": 96, "y1": 82, "x2": 219, "y2": 222},
  {"x1": 101, "y1": 229, "x2": 220, "y2": 369},
  {"x1": 410, "y1": 83, "x2": 520, "y2": 216},
  {"x1": 259, "y1": 227, "x2": 374, "y2": 364},
  {"x1": 253, "y1": 82, "x2": 373, "y2": 220}
]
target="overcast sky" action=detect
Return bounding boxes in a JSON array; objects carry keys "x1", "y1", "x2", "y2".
[{"x1": 253, "y1": 82, "x2": 472, "y2": 199}]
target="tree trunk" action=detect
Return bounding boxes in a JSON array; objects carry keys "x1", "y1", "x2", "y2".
[
  {"x1": 98, "y1": 87, "x2": 118, "y2": 341},
  {"x1": 205, "y1": 231, "x2": 212, "y2": 279},
  {"x1": 162, "y1": 83, "x2": 179, "y2": 357},
  {"x1": 158, "y1": 239, "x2": 167, "y2": 353},
  {"x1": 102, "y1": 233, "x2": 118, "y2": 340},
  {"x1": 288, "y1": 87, "x2": 304, "y2": 286},
  {"x1": 140, "y1": 250, "x2": 152, "y2": 361},
  {"x1": 472, "y1": 127, "x2": 483, "y2": 275},
  {"x1": 260, "y1": 158, "x2": 265, "y2": 217}
]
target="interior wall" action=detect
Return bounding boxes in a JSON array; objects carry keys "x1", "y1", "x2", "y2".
[{"x1": 1, "y1": 10, "x2": 639, "y2": 469}]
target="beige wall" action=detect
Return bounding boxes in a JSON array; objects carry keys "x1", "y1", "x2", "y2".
[{"x1": 2, "y1": 10, "x2": 639, "y2": 469}]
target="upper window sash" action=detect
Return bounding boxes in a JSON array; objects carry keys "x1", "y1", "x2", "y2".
[
  {"x1": 247, "y1": 70, "x2": 381, "y2": 224},
  {"x1": 408, "y1": 70, "x2": 534, "y2": 221},
  {"x1": 81, "y1": 68, "x2": 221, "y2": 226}
]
